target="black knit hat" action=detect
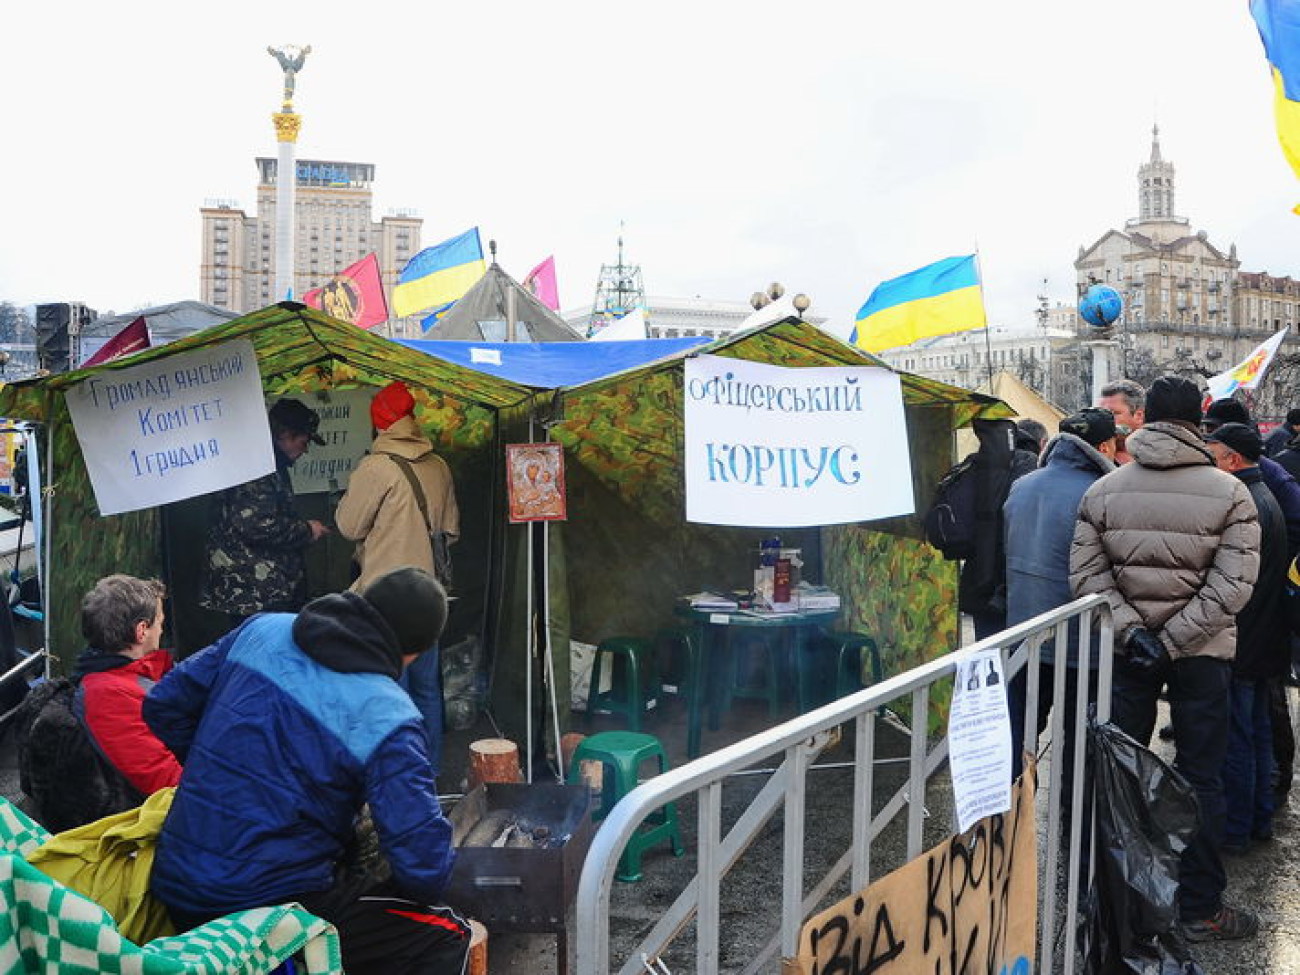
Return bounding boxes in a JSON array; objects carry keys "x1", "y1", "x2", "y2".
[
  {"x1": 1203, "y1": 398, "x2": 1253, "y2": 432},
  {"x1": 361, "y1": 567, "x2": 447, "y2": 655},
  {"x1": 1059, "y1": 407, "x2": 1117, "y2": 447},
  {"x1": 1144, "y1": 376, "x2": 1203, "y2": 425},
  {"x1": 1205, "y1": 422, "x2": 1263, "y2": 462}
]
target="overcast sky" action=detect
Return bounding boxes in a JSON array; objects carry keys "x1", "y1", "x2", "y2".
[{"x1": 4, "y1": 1, "x2": 1296, "y2": 340}]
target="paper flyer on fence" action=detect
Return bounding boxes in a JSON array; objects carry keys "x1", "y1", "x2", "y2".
[{"x1": 948, "y1": 647, "x2": 1012, "y2": 833}]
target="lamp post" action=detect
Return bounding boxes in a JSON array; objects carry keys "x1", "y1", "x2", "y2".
[{"x1": 749, "y1": 282, "x2": 813, "y2": 320}]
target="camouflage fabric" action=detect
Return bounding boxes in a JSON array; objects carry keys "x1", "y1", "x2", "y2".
[{"x1": 201, "y1": 456, "x2": 314, "y2": 616}]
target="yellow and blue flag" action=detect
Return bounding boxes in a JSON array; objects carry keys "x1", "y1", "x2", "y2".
[
  {"x1": 393, "y1": 228, "x2": 486, "y2": 317},
  {"x1": 420, "y1": 302, "x2": 456, "y2": 333},
  {"x1": 850, "y1": 254, "x2": 986, "y2": 354},
  {"x1": 1251, "y1": 0, "x2": 1300, "y2": 206}
]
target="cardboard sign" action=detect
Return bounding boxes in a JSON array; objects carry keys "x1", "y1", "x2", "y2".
[
  {"x1": 788, "y1": 767, "x2": 1037, "y2": 975},
  {"x1": 65, "y1": 339, "x2": 274, "y2": 516},
  {"x1": 683, "y1": 355, "x2": 914, "y2": 527},
  {"x1": 506, "y1": 442, "x2": 567, "y2": 522}
]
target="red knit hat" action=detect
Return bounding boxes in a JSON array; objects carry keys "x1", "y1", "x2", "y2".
[{"x1": 371, "y1": 381, "x2": 415, "y2": 430}]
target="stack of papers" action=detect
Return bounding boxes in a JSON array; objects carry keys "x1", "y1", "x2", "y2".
[
  {"x1": 796, "y1": 584, "x2": 841, "y2": 611},
  {"x1": 685, "y1": 591, "x2": 739, "y2": 611}
]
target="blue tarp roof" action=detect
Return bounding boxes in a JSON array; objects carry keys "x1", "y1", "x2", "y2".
[{"x1": 397, "y1": 337, "x2": 711, "y2": 388}]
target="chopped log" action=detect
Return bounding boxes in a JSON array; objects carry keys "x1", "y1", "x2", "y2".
[
  {"x1": 467, "y1": 738, "x2": 523, "y2": 791},
  {"x1": 467, "y1": 919, "x2": 488, "y2": 975}
]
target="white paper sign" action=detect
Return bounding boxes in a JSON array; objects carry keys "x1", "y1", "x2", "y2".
[
  {"x1": 683, "y1": 355, "x2": 914, "y2": 527},
  {"x1": 284, "y1": 389, "x2": 374, "y2": 494},
  {"x1": 65, "y1": 339, "x2": 274, "y2": 516},
  {"x1": 948, "y1": 648, "x2": 1013, "y2": 833}
]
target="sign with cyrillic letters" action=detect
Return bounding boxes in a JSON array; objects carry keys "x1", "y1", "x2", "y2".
[
  {"x1": 66, "y1": 339, "x2": 274, "y2": 515},
  {"x1": 683, "y1": 355, "x2": 913, "y2": 526}
]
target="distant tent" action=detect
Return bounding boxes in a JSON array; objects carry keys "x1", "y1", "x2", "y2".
[
  {"x1": 79, "y1": 301, "x2": 239, "y2": 348},
  {"x1": 956, "y1": 370, "x2": 1066, "y2": 457},
  {"x1": 423, "y1": 263, "x2": 585, "y2": 342}
]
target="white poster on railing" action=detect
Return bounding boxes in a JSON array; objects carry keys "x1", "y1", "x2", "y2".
[
  {"x1": 948, "y1": 647, "x2": 1012, "y2": 833},
  {"x1": 65, "y1": 338, "x2": 274, "y2": 516},
  {"x1": 683, "y1": 355, "x2": 913, "y2": 527}
]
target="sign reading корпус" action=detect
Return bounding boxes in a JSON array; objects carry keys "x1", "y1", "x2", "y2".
[{"x1": 683, "y1": 354, "x2": 913, "y2": 527}]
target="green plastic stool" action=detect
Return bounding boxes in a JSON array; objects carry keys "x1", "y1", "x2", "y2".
[
  {"x1": 831, "y1": 632, "x2": 884, "y2": 707},
  {"x1": 721, "y1": 634, "x2": 783, "y2": 717},
  {"x1": 587, "y1": 637, "x2": 659, "y2": 732},
  {"x1": 567, "y1": 730, "x2": 685, "y2": 882}
]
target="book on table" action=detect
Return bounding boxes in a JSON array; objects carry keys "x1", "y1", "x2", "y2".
[{"x1": 685, "y1": 591, "x2": 739, "y2": 611}]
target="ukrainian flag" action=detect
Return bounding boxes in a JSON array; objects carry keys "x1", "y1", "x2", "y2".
[
  {"x1": 1251, "y1": 0, "x2": 1300, "y2": 202},
  {"x1": 850, "y1": 255, "x2": 986, "y2": 354},
  {"x1": 420, "y1": 302, "x2": 456, "y2": 333},
  {"x1": 393, "y1": 228, "x2": 486, "y2": 317}
]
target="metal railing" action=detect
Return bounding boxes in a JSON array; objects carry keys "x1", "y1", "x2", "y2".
[{"x1": 574, "y1": 594, "x2": 1114, "y2": 975}]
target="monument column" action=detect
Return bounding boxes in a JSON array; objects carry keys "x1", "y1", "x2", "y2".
[{"x1": 268, "y1": 45, "x2": 310, "y2": 303}]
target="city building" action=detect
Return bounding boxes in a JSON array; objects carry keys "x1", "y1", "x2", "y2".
[{"x1": 199, "y1": 159, "x2": 421, "y2": 322}]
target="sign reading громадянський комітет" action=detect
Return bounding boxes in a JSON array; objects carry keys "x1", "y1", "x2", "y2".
[
  {"x1": 64, "y1": 338, "x2": 276, "y2": 516},
  {"x1": 683, "y1": 355, "x2": 913, "y2": 527}
]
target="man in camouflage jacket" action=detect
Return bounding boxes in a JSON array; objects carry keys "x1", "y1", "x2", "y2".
[{"x1": 201, "y1": 399, "x2": 330, "y2": 621}]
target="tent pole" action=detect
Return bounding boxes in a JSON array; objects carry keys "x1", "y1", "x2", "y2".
[
  {"x1": 543, "y1": 517, "x2": 562, "y2": 782},
  {"x1": 524, "y1": 414, "x2": 535, "y2": 782},
  {"x1": 41, "y1": 420, "x2": 53, "y2": 660}
]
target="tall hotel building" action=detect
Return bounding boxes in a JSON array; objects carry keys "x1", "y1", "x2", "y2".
[{"x1": 199, "y1": 158, "x2": 421, "y2": 316}]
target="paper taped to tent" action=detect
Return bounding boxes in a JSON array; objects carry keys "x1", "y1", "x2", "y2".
[{"x1": 0, "y1": 301, "x2": 1010, "y2": 752}]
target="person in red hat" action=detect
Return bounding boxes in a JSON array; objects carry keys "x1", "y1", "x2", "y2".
[{"x1": 336, "y1": 381, "x2": 459, "y2": 774}]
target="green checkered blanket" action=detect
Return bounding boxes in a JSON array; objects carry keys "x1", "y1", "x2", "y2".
[{"x1": 0, "y1": 799, "x2": 343, "y2": 974}]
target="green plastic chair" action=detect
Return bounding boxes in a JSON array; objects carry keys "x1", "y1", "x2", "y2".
[{"x1": 587, "y1": 637, "x2": 660, "y2": 732}]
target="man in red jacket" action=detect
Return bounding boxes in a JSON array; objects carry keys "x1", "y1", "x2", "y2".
[{"x1": 74, "y1": 574, "x2": 182, "y2": 796}]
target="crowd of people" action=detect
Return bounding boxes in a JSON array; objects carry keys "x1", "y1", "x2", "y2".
[
  {"x1": 24, "y1": 381, "x2": 469, "y2": 975},
  {"x1": 983, "y1": 375, "x2": 1300, "y2": 944}
]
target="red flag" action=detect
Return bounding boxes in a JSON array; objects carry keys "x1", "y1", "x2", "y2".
[
  {"x1": 83, "y1": 316, "x2": 150, "y2": 367},
  {"x1": 303, "y1": 253, "x2": 390, "y2": 329}
]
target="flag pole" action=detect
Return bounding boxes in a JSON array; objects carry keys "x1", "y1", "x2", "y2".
[{"x1": 974, "y1": 248, "x2": 994, "y2": 389}]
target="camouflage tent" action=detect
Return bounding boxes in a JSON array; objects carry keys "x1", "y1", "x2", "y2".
[{"x1": 0, "y1": 302, "x2": 1009, "y2": 746}]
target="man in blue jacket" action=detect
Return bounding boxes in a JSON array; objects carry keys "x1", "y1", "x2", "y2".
[
  {"x1": 145, "y1": 567, "x2": 469, "y2": 975},
  {"x1": 1004, "y1": 408, "x2": 1117, "y2": 782}
]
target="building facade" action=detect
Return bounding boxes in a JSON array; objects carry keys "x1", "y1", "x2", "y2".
[{"x1": 199, "y1": 158, "x2": 421, "y2": 318}]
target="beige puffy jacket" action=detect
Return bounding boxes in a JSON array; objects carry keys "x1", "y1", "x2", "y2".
[
  {"x1": 335, "y1": 415, "x2": 459, "y2": 592},
  {"x1": 1069, "y1": 421, "x2": 1260, "y2": 660}
]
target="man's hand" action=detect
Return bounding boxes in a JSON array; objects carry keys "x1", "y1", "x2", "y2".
[
  {"x1": 307, "y1": 519, "x2": 332, "y2": 542},
  {"x1": 1124, "y1": 627, "x2": 1168, "y2": 672}
]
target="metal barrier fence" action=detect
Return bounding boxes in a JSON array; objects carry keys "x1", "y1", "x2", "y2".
[{"x1": 574, "y1": 594, "x2": 1115, "y2": 975}]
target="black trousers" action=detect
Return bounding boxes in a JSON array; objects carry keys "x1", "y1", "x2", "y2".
[
  {"x1": 297, "y1": 879, "x2": 471, "y2": 975},
  {"x1": 1110, "y1": 654, "x2": 1231, "y2": 922}
]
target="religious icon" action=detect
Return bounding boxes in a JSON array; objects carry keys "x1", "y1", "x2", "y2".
[{"x1": 506, "y1": 443, "x2": 567, "y2": 523}]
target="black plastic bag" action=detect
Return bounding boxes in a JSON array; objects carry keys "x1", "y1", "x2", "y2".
[{"x1": 1080, "y1": 718, "x2": 1205, "y2": 975}]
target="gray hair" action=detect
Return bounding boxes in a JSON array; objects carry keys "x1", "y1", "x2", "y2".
[
  {"x1": 81, "y1": 575, "x2": 165, "y2": 653},
  {"x1": 1099, "y1": 378, "x2": 1145, "y2": 412}
]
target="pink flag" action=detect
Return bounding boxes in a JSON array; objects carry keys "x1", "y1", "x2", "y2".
[{"x1": 523, "y1": 256, "x2": 560, "y2": 311}]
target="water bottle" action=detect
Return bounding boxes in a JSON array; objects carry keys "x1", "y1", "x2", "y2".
[{"x1": 759, "y1": 536, "x2": 781, "y2": 568}]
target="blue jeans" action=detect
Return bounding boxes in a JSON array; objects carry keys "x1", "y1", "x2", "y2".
[
  {"x1": 1224, "y1": 676, "x2": 1275, "y2": 844},
  {"x1": 400, "y1": 645, "x2": 444, "y2": 777},
  {"x1": 1110, "y1": 653, "x2": 1230, "y2": 921}
]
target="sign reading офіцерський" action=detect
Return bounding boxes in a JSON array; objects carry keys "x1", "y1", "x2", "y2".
[
  {"x1": 683, "y1": 355, "x2": 914, "y2": 527},
  {"x1": 65, "y1": 338, "x2": 275, "y2": 516}
]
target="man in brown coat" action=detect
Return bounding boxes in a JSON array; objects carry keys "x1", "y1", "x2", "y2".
[
  {"x1": 1070, "y1": 375, "x2": 1261, "y2": 942},
  {"x1": 337, "y1": 381, "x2": 459, "y2": 774}
]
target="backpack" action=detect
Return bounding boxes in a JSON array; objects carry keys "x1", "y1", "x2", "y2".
[
  {"x1": 14, "y1": 678, "x2": 141, "y2": 833},
  {"x1": 924, "y1": 456, "x2": 978, "y2": 560}
]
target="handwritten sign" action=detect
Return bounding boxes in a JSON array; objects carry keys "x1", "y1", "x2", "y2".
[
  {"x1": 789, "y1": 767, "x2": 1036, "y2": 975},
  {"x1": 684, "y1": 355, "x2": 913, "y2": 527},
  {"x1": 65, "y1": 339, "x2": 274, "y2": 516},
  {"x1": 284, "y1": 388, "x2": 374, "y2": 494}
]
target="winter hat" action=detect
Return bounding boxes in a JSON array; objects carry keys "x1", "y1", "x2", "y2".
[
  {"x1": 1202, "y1": 398, "x2": 1253, "y2": 432},
  {"x1": 361, "y1": 567, "x2": 447, "y2": 655},
  {"x1": 1205, "y1": 422, "x2": 1262, "y2": 462},
  {"x1": 1058, "y1": 407, "x2": 1117, "y2": 448},
  {"x1": 268, "y1": 398, "x2": 325, "y2": 445},
  {"x1": 1144, "y1": 376, "x2": 1203, "y2": 426},
  {"x1": 370, "y1": 381, "x2": 415, "y2": 431}
]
